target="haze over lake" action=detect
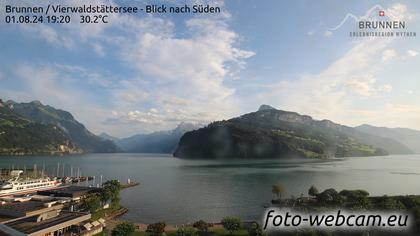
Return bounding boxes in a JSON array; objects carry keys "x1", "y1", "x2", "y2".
[{"x1": 0, "y1": 154, "x2": 419, "y2": 224}]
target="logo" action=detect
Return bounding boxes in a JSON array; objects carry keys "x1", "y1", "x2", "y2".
[{"x1": 349, "y1": 10, "x2": 416, "y2": 38}]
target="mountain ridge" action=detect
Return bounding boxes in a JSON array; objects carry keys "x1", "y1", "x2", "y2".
[
  {"x1": 116, "y1": 122, "x2": 203, "y2": 153},
  {"x1": 0, "y1": 99, "x2": 120, "y2": 155},
  {"x1": 174, "y1": 105, "x2": 413, "y2": 159},
  {"x1": 356, "y1": 124, "x2": 420, "y2": 154},
  {"x1": 0, "y1": 100, "x2": 82, "y2": 155}
]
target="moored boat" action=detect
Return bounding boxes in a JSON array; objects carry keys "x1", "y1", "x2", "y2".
[{"x1": 0, "y1": 170, "x2": 62, "y2": 196}]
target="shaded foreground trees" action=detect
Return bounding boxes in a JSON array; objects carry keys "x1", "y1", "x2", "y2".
[
  {"x1": 111, "y1": 221, "x2": 135, "y2": 236},
  {"x1": 80, "y1": 194, "x2": 101, "y2": 213},
  {"x1": 146, "y1": 222, "x2": 166, "y2": 236},
  {"x1": 308, "y1": 185, "x2": 319, "y2": 197},
  {"x1": 193, "y1": 220, "x2": 210, "y2": 233},
  {"x1": 80, "y1": 179, "x2": 122, "y2": 213},
  {"x1": 247, "y1": 222, "x2": 264, "y2": 236},
  {"x1": 221, "y1": 217, "x2": 242, "y2": 235},
  {"x1": 176, "y1": 227, "x2": 197, "y2": 236},
  {"x1": 101, "y1": 179, "x2": 122, "y2": 208}
]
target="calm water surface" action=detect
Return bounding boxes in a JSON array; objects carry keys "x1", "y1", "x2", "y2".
[{"x1": 0, "y1": 154, "x2": 419, "y2": 224}]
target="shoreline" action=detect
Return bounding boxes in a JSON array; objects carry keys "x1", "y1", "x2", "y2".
[{"x1": 106, "y1": 191, "x2": 420, "y2": 232}]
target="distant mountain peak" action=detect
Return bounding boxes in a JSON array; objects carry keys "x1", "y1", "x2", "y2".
[
  {"x1": 31, "y1": 100, "x2": 43, "y2": 105},
  {"x1": 116, "y1": 121, "x2": 204, "y2": 153},
  {"x1": 172, "y1": 122, "x2": 203, "y2": 135},
  {"x1": 4, "y1": 100, "x2": 16, "y2": 106},
  {"x1": 99, "y1": 132, "x2": 119, "y2": 141},
  {"x1": 258, "y1": 104, "x2": 276, "y2": 111}
]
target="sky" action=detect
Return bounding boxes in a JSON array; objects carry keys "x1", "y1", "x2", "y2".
[{"x1": 1, "y1": 0, "x2": 419, "y2": 137}]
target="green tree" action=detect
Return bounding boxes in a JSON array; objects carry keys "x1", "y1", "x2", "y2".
[
  {"x1": 308, "y1": 185, "x2": 319, "y2": 197},
  {"x1": 339, "y1": 190, "x2": 369, "y2": 200},
  {"x1": 102, "y1": 179, "x2": 122, "y2": 207},
  {"x1": 146, "y1": 222, "x2": 166, "y2": 236},
  {"x1": 378, "y1": 196, "x2": 406, "y2": 210},
  {"x1": 80, "y1": 194, "x2": 101, "y2": 213},
  {"x1": 272, "y1": 184, "x2": 286, "y2": 200},
  {"x1": 247, "y1": 222, "x2": 264, "y2": 236},
  {"x1": 354, "y1": 197, "x2": 373, "y2": 210},
  {"x1": 111, "y1": 221, "x2": 135, "y2": 236},
  {"x1": 193, "y1": 220, "x2": 209, "y2": 233},
  {"x1": 176, "y1": 227, "x2": 197, "y2": 236},
  {"x1": 99, "y1": 187, "x2": 111, "y2": 205},
  {"x1": 221, "y1": 217, "x2": 242, "y2": 235}
]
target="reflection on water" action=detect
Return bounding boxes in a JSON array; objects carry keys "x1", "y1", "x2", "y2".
[{"x1": 0, "y1": 154, "x2": 419, "y2": 224}]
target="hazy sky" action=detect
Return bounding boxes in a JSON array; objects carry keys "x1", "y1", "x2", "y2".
[{"x1": 1, "y1": 0, "x2": 419, "y2": 137}]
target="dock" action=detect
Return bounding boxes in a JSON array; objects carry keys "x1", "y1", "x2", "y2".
[
  {"x1": 69, "y1": 176, "x2": 94, "y2": 183},
  {"x1": 121, "y1": 181, "x2": 140, "y2": 189}
]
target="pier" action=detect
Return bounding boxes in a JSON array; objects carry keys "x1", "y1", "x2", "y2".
[{"x1": 121, "y1": 181, "x2": 140, "y2": 189}]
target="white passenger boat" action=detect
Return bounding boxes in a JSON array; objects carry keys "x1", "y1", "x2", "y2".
[{"x1": 0, "y1": 170, "x2": 62, "y2": 196}]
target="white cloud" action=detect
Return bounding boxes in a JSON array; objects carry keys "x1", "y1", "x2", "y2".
[
  {"x1": 407, "y1": 49, "x2": 418, "y2": 57},
  {"x1": 92, "y1": 43, "x2": 105, "y2": 57},
  {"x1": 324, "y1": 31, "x2": 332, "y2": 37},
  {"x1": 382, "y1": 49, "x2": 397, "y2": 62},
  {"x1": 112, "y1": 9, "x2": 255, "y2": 133},
  {"x1": 20, "y1": 24, "x2": 74, "y2": 48},
  {"x1": 2, "y1": 0, "x2": 254, "y2": 134},
  {"x1": 307, "y1": 30, "x2": 315, "y2": 36},
  {"x1": 254, "y1": 35, "x2": 397, "y2": 125},
  {"x1": 1, "y1": 1, "x2": 254, "y2": 136},
  {"x1": 7, "y1": 64, "x2": 104, "y2": 121},
  {"x1": 345, "y1": 75, "x2": 392, "y2": 96},
  {"x1": 252, "y1": 3, "x2": 417, "y2": 128},
  {"x1": 386, "y1": 3, "x2": 414, "y2": 21},
  {"x1": 4, "y1": 1, "x2": 418, "y2": 135}
]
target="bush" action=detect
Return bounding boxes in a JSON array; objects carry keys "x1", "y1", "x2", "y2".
[
  {"x1": 193, "y1": 220, "x2": 209, "y2": 232},
  {"x1": 221, "y1": 217, "x2": 242, "y2": 235},
  {"x1": 111, "y1": 221, "x2": 135, "y2": 236},
  {"x1": 399, "y1": 196, "x2": 420, "y2": 209},
  {"x1": 81, "y1": 194, "x2": 101, "y2": 213},
  {"x1": 176, "y1": 227, "x2": 197, "y2": 236},
  {"x1": 339, "y1": 190, "x2": 369, "y2": 200},
  {"x1": 308, "y1": 185, "x2": 319, "y2": 197},
  {"x1": 247, "y1": 222, "x2": 265, "y2": 236},
  {"x1": 317, "y1": 188, "x2": 343, "y2": 204},
  {"x1": 146, "y1": 222, "x2": 166, "y2": 236},
  {"x1": 378, "y1": 197, "x2": 406, "y2": 210}
]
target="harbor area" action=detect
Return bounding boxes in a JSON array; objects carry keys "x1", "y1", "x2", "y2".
[
  {"x1": 0, "y1": 168, "x2": 139, "y2": 236},
  {"x1": 0, "y1": 193, "x2": 106, "y2": 236}
]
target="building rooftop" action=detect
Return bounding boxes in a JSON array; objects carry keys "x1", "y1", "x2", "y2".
[
  {"x1": 37, "y1": 186, "x2": 101, "y2": 198},
  {"x1": 0, "y1": 201, "x2": 63, "y2": 217},
  {"x1": 2, "y1": 211, "x2": 90, "y2": 235}
]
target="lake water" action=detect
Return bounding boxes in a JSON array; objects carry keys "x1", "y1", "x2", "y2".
[{"x1": 0, "y1": 154, "x2": 419, "y2": 224}]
